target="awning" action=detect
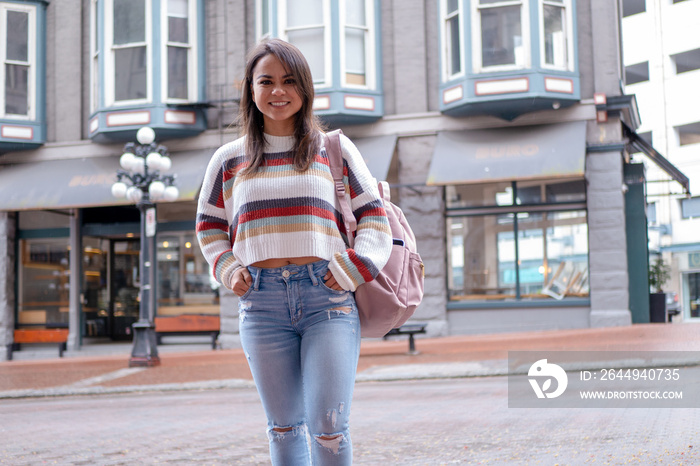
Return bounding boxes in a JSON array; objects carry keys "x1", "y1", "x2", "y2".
[
  {"x1": 427, "y1": 121, "x2": 587, "y2": 185},
  {"x1": 0, "y1": 148, "x2": 215, "y2": 211},
  {"x1": 352, "y1": 134, "x2": 398, "y2": 181},
  {"x1": 623, "y1": 124, "x2": 690, "y2": 195}
]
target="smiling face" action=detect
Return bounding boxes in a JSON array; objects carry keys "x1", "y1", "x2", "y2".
[{"x1": 250, "y1": 54, "x2": 304, "y2": 137}]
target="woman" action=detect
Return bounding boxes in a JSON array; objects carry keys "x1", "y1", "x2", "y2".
[{"x1": 196, "y1": 38, "x2": 392, "y2": 465}]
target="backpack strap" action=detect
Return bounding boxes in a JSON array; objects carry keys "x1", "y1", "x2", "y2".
[{"x1": 324, "y1": 129, "x2": 357, "y2": 248}]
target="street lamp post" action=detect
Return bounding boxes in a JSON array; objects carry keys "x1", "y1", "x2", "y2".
[{"x1": 111, "y1": 127, "x2": 179, "y2": 367}]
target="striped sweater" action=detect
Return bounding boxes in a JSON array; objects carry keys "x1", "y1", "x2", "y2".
[{"x1": 196, "y1": 132, "x2": 392, "y2": 292}]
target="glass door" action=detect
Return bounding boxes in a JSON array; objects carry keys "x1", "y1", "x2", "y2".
[
  {"x1": 688, "y1": 272, "x2": 700, "y2": 320},
  {"x1": 111, "y1": 239, "x2": 141, "y2": 339}
]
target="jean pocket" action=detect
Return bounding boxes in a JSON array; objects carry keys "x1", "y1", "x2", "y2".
[
  {"x1": 319, "y1": 279, "x2": 351, "y2": 296},
  {"x1": 239, "y1": 285, "x2": 254, "y2": 300}
]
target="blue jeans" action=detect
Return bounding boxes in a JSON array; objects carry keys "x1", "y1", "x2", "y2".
[{"x1": 239, "y1": 260, "x2": 360, "y2": 466}]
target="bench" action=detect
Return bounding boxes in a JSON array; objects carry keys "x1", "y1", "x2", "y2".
[
  {"x1": 7, "y1": 328, "x2": 70, "y2": 360},
  {"x1": 383, "y1": 323, "x2": 427, "y2": 354},
  {"x1": 154, "y1": 314, "x2": 220, "y2": 349}
]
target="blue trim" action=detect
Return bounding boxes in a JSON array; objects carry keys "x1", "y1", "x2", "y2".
[
  {"x1": 0, "y1": 0, "x2": 47, "y2": 151},
  {"x1": 152, "y1": 0, "x2": 163, "y2": 104},
  {"x1": 660, "y1": 243, "x2": 700, "y2": 253},
  {"x1": 18, "y1": 228, "x2": 71, "y2": 239},
  {"x1": 439, "y1": 0, "x2": 581, "y2": 120},
  {"x1": 447, "y1": 298, "x2": 591, "y2": 310},
  {"x1": 197, "y1": 0, "x2": 206, "y2": 102}
]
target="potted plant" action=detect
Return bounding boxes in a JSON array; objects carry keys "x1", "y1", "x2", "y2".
[{"x1": 648, "y1": 257, "x2": 670, "y2": 322}]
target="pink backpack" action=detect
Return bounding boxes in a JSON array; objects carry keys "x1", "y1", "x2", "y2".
[{"x1": 324, "y1": 130, "x2": 425, "y2": 338}]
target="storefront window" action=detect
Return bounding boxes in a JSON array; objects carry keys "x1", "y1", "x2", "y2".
[
  {"x1": 447, "y1": 180, "x2": 588, "y2": 302},
  {"x1": 157, "y1": 232, "x2": 218, "y2": 316},
  {"x1": 18, "y1": 239, "x2": 70, "y2": 328}
]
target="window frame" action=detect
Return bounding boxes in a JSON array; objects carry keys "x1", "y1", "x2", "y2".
[
  {"x1": 278, "y1": 0, "x2": 333, "y2": 88},
  {"x1": 90, "y1": 0, "x2": 100, "y2": 113},
  {"x1": 339, "y1": 0, "x2": 377, "y2": 90},
  {"x1": 539, "y1": 0, "x2": 574, "y2": 71},
  {"x1": 0, "y1": 2, "x2": 37, "y2": 120},
  {"x1": 471, "y1": 0, "x2": 531, "y2": 74},
  {"x1": 104, "y1": 0, "x2": 153, "y2": 107},
  {"x1": 440, "y1": 0, "x2": 465, "y2": 82},
  {"x1": 160, "y1": 0, "x2": 199, "y2": 103}
]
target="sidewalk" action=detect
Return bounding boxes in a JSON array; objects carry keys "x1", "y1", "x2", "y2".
[{"x1": 1, "y1": 323, "x2": 699, "y2": 399}]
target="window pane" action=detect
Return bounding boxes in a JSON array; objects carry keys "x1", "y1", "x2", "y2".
[
  {"x1": 19, "y1": 239, "x2": 70, "y2": 329},
  {"x1": 622, "y1": 0, "x2": 646, "y2": 17},
  {"x1": 169, "y1": 17, "x2": 189, "y2": 43},
  {"x1": 346, "y1": 27, "x2": 366, "y2": 83},
  {"x1": 541, "y1": 214, "x2": 589, "y2": 299},
  {"x1": 157, "y1": 234, "x2": 220, "y2": 316},
  {"x1": 447, "y1": 15, "x2": 461, "y2": 75},
  {"x1": 480, "y1": 5, "x2": 522, "y2": 67},
  {"x1": 287, "y1": 0, "x2": 323, "y2": 27},
  {"x1": 543, "y1": 4, "x2": 567, "y2": 67},
  {"x1": 446, "y1": 183, "x2": 513, "y2": 208},
  {"x1": 672, "y1": 48, "x2": 700, "y2": 74},
  {"x1": 168, "y1": 0, "x2": 188, "y2": 16},
  {"x1": 114, "y1": 47, "x2": 147, "y2": 101},
  {"x1": 168, "y1": 46, "x2": 188, "y2": 99},
  {"x1": 287, "y1": 28, "x2": 325, "y2": 82},
  {"x1": 681, "y1": 197, "x2": 700, "y2": 219},
  {"x1": 346, "y1": 0, "x2": 366, "y2": 26},
  {"x1": 6, "y1": 10, "x2": 29, "y2": 62},
  {"x1": 625, "y1": 61, "x2": 649, "y2": 85},
  {"x1": 114, "y1": 0, "x2": 146, "y2": 45},
  {"x1": 261, "y1": 0, "x2": 270, "y2": 35},
  {"x1": 5, "y1": 64, "x2": 29, "y2": 115},
  {"x1": 677, "y1": 121, "x2": 700, "y2": 146},
  {"x1": 447, "y1": 0, "x2": 459, "y2": 14}
]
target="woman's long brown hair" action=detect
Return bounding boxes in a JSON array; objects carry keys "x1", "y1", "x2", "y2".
[{"x1": 237, "y1": 38, "x2": 325, "y2": 174}]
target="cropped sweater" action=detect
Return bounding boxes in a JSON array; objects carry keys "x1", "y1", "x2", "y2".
[{"x1": 196, "y1": 132, "x2": 392, "y2": 292}]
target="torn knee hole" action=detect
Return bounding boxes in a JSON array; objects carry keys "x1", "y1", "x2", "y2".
[
  {"x1": 273, "y1": 426, "x2": 294, "y2": 433},
  {"x1": 315, "y1": 433, "x2": 346, "y2": 454}
]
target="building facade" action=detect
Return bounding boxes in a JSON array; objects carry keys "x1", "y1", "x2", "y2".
[
  {"x1": 621, "y1": 0, "x2": 700, "y2": 323},
  {"x1": 1, "y1": 0, "x2": 682, "y2": 359}
]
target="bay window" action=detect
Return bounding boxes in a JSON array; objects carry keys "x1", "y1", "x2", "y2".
[
  {"x1": 1, "y1": 3, "x2": 35, "y2": 119},
  {"x1": 260, "y1": 0, "x2": 382, "y2": 123},
  {"x1": 90, "y1": 0, "x2": 205, "y2": 141}
]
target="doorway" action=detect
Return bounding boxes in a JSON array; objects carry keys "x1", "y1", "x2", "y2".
[
  {"x1": 83, "y1": 237, "x2": 141, "y2": 340},
  {"x1": 687, "y1": 272, "x2": 700, "y2": 320}
]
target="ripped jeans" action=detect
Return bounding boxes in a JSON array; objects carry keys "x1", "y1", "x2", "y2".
[{"x1": 238, "y1": 260, "x2": 360, "y2": 466}]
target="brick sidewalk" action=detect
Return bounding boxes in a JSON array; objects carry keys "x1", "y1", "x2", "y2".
[{"x1": 1, "y1": 323, "x2": 698, "y2": 396}]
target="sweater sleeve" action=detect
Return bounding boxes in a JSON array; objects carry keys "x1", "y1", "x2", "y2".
[
  {"x1": 196, "y1": 143, "x2": 243, "y2": 290},
  {"x1": 327, "y1": 134, "x2": 392, "y2": 291}
]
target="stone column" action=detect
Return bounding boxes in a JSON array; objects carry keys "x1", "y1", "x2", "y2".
[
  {"x1": 0, "y1": 212, "x2": 16, "y2": 361},
  {"x1": 397, "y1": 135, "x2": 448, "y2": 337},
  {"x1": 586, "y1": 121, "x2": 632, "y2": 327}
]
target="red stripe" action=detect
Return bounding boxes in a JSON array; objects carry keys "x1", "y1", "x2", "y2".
[
  {"x1": 347, "y1": 250, "x2": 373, "y2": 283},
  {"x1": 357, "y1": 206, "x2": 387, "y2": 220},
  {"x1": 196, "y1": 221, "x2": 228, "y2": 233},
  {"x1": 239, "y1": 206, "x2": 337, "y2": 224}
]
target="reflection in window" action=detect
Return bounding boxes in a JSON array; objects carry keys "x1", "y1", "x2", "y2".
[
  {"x1": 477, "y1": 0, "x2": 524, "y2": 69},
  {"x1": 676, "y1": 121, "x2": 700, "y2": 146},
  {"x1": 285, "y1": 0, "x2": 326, "y2": 84},
  {"x1": 443, "y1": 0, "x2": 462, "y2": 79},
  {"x1": 113, "y1": 0, "x2": 148, "y2": 101},
  {"x1": 166, "y1": 0, "x2": 190, "y2": 100},
  {"x1": 446, "y1": 179, "x2": 586, "y2": 209},
  {"x1": 3, "y1": 7, "x2": 32, "y2": 116},
  {"x1": 448, "y1": 211, "x2": 589, "y2": 301},
  {"x1": 625, "y1": 62, "x2": 649, "y2": 85},
  {"x1": 672, "y1": 48, "x2": 700, "y2": 74},
  {"x1": 18, "y1": 239, "x2": 71, "y2": 328},
  {"x1": 157, "y1": 233, "x2": 219, "y2": 316},
  {"x1": 344, "y1": 0, "x2": 368, "y2": 86},
  {"x1": 542, "y1": 0, "x2": 568, "y2": 69}
]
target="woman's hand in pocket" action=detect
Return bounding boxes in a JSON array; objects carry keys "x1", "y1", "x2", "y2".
[
  {"x1": 231, "y1": 267, "x2": 253, "y2": 297},
  {"x1": 323, "y1": 270, "x2": 344, "y2": 291}
]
